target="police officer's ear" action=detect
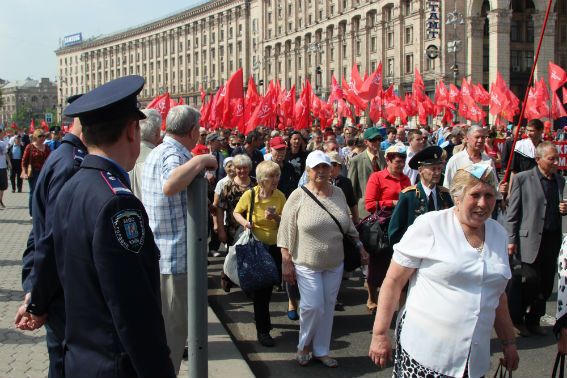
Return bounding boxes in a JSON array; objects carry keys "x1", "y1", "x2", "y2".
[{"x1": 125, "y1": 118, "x2": 141, "y2": 143}]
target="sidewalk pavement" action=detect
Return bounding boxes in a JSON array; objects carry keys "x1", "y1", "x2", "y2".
[{"x1": 0, "y1": 188, "x2": 253, "y2": 378}]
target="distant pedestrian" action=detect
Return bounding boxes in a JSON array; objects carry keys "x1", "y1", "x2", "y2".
[
  {"x1": 21, "y1": 129, "x2": 50, "y2": 216},
  {"x1": 7, "y1": 134, "x2": 24, "y2": 193}
]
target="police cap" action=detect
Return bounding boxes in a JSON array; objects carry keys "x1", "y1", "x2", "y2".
[
  {"x1": 408, "y1": 145, "x2": 443, "y2": 170},
  {"x1": 49, "y1": 126, "x2": 61, "y2": 133},
  {"x1": 64, "y1": 75, "x2": 146, "y2": 124}
]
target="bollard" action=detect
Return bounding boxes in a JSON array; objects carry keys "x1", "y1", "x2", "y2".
[{"x1": 186, "y1": 175, "x2": 208, "y2": 377}]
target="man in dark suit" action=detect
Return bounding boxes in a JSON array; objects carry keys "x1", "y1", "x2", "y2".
[
  {"x1": 347, "y1": 127, "x2": 386, "y2": 219},
  {"x1": 506, "y1": 141, "x2": 567, "y2": 336},
  {"x1": 388, "y1": 146, "x2": 453, "y2": 246}
]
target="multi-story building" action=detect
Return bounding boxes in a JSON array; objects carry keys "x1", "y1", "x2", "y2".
[
  {"x1": 55, "y1": 0, "x2": 566, "y2": 119},
  {"x1": 0, "y1": 78, "x2": 58, "y2": 126}
]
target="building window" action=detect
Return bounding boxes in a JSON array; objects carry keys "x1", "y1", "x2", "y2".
[
  {"x1": 426, "y1": 57, "x2": 436, "y2": 71},
  {"x1": 405, "y1": 54, "x2": 413, "y2": 74},
  {"x1": 371, "y1": 37, "x2": 377, "y2": 52},
  {"x1": 402, "y1": 0, "x2": 412, "y2": 16},
  {"x1": 356, "y1": 40, "x2": 361, "y2": 56},
  {"x1": 387, "y1": 31, "x2": 394, "y2": 49},
  {"x1": 371, "y1": 60, "x2": 377, "y2": 72},
  {"x1": 405, "y1": 26, "x2": 413, "y2": 45},
  {"x1": 510, "y1": 20, "x2": 520, "y2": 42},
  {"x1": 387, "y1": 58, "x2": 394, "y2": 77}
]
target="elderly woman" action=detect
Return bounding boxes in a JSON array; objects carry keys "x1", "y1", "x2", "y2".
[
  {"x1": 233, "y1": 160, "x2": 286, "y2": 347},
  {"x1": 369, "y1": 163, "x2": 519, "y2": 377},
  {"x1": 278, "y1": 150, "x2": 369, "y2": 368},
  {"x1": 364, "y1": 145, "x2": 411, "y2": 314},
  {"x1": 21, "y1": 129, "x2": 51, "y2": 216}
]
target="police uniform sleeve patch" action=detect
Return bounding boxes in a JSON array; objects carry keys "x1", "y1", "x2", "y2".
[{"x1": 112, "y1": 210, "x2": 145, "y2": 253}]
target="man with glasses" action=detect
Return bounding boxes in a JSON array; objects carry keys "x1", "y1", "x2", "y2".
[{"x1": 348, "y1": 127, "x2": 386, "y2": 219}]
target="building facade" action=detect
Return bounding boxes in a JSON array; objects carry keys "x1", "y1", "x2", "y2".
[
  {"x1": 55, "y1": 0, "x2": 566, "y2": 119},
  {"x1": 0, "y1": 78, "x2": 58, "y2": 127}
]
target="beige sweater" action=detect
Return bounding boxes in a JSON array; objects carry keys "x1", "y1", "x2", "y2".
[{"x1": 277, "y1": 186, "x2": 359, "y2": 270}]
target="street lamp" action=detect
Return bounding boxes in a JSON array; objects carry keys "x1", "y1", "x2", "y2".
[
  {"x1": 446, "y1": 6, "x2": 464, "y2": 85},
  {"x1": 58, "y1": 76, "x2": 67, "y2": 125},
  {"x1": 307, "y1": 42, "x2": 323, "y2": 96}
]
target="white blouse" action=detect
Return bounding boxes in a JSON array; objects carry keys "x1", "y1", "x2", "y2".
[{"x1": 393, "y1": 208, "x2": 511, "y2": 378}]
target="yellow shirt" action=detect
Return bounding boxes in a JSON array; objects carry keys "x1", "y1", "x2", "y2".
[{"x1": 234, "y1": 186, "x2": 286, "y2": 245}]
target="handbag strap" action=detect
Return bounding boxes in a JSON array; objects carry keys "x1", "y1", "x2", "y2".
[
  {"x1": 300, "y1": 186, "x2": 345, "y2": 235},
  {"x1": 553, "y1": 352, "x2": 565, "y2": 378},
  {"x1": 248, "y1": 187, "x2": 255, "y2": 223}
]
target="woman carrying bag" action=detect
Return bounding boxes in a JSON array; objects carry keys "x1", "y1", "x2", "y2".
[
  {"x1": 233, "y1": 160, "x2": 286, "y2": 347},
  {"x1": 21, "y1": 129, "x2": 50, "y2": 216}
]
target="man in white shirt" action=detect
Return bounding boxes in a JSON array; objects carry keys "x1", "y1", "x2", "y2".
[
  {"x1": 403, "y1": 129, "x2": 425, "y2": 185},
  {"x1": 511, "y1": 119, "x2": 543, "y2": 174}
]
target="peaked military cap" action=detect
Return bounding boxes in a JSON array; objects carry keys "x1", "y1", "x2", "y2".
[
  {"x1": 64, "y1": 75, "x2": 146, "y2": 124},
  {"x1": 409, "y1": 145, "x2": 443, "y2": 170}
]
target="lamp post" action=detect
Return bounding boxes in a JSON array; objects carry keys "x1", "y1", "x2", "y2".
[
  {"x1": 446, "y1": 6, "x2": 464, "y2": 85},
  {"x1": 307, "y1": 42, "x2": 322, "y2": 96},
  {"x1": 58, "y1": 76, "x2": 67, "y2": 125}
]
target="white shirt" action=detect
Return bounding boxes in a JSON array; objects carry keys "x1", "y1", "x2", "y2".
[
  {"x1": 403, "y1": 149, "x2": 418, "y2": 185},
  {"x1": 443, "y1": 149, "x2": 499, "y2": 197},
  {"x1": 421, "y1": 184, "x2": 437, "y2": 210},
  {"x1": 393, "y1": 209, "x2": 511, "y2": 378},
  {"x1": 514, "y1": 138, "x2": 536, "y2": 159}
]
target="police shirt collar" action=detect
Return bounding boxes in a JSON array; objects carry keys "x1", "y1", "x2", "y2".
[
  {"x1": 96, "y1": 155, "x2": 131, "y2": 187},
  {"x1": 81, "y1": 155, "x2": 131, "y2": 188},
  {"x1": 62, "y1": 133, "x2": 88, "y2": 152}
]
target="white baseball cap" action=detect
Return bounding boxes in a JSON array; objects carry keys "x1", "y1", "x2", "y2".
[{"x1": 306, "y1": 150, "x2": 332, "y2": 168}]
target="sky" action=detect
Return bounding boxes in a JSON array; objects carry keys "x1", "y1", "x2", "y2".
[{"x1": 0, "y1": 0, "x2": 205, "y2": 83}]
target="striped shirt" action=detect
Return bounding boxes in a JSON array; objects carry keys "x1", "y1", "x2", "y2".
[{"x1": 142, "y1": 135, "x2": 191, "y2": 274}]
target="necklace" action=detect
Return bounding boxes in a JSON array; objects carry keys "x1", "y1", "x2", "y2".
[{"x1": 463, "y1": 225, "x2": 485, "y2": 254}]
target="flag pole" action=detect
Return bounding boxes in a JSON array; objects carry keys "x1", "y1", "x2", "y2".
[{"x1": 503, "y1": 0, "x2": 554, "y2": 183}]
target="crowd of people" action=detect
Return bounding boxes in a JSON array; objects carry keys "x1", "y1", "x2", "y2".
[{"x1": 5, "y1": 74, "x2": 567, "y2": 377}]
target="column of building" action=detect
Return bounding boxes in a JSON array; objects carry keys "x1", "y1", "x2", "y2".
[
  {"x1": 532, "y1": 11, "x2": 556, "y2": 82},
  {"x1": 487, "y1": 9, "x2": 512, "y2": 88},
  {"x1": 466, "y1": 15, "x2": 485, "y2": 85}
]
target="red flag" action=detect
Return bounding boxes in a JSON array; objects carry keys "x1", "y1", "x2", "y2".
[
  {"x1": 11, "y1": 122, "x2": 17, "y2": 130},
  {"x1": 551, "y1": 91, "x2": 567, "y2": 119},
  {"x1": 177, "y1": 97, "x2": 185, "y2": 105},
  {"x1": 247, "y1": 81, "x2": 277, "y2": 134},
  {"x1": 473, "y1": 83, "x2": 491, "y2": 106},
  {"x1": 489, "y1": 83, "x2": 508, "y2": 116},
  {"x1": 413, "y1": 67, "x2": 425, "y2": 96},
  {"x1": 466, "y1": 102, "x2": 485, "y2": 123},
  {"x1": 342, "y1": 77, "x2": 367, "y2": 110},
  {"x1": 448, "y1": 84, "x2": 461, "y2": 104},
  {"x1": 212, "y1": 85, "x2": 226, "y2": 128},
  {"x1": 29, "y1": 119, "x2": 35, "y2": 133},
  {"x1": 147, "y1": 93, "x2": 171, "y2": 131},
  {"x1": 223, "y1": 68, "x2": 244, "y2": 129},
  {"x1": 563, "y1": 87, "x2": 567, "y2": 105},
  {"x1": 244, "y1": 77, "x2": 261, "y2": 134},
  {"x1": 200, "y1": 94, "x2": 212, "y2": 127},
  {"x1": 293, "y1": 80, "x2": 313, "y2": 130},
  {"x1": 369, "y1": 97, "x2": 382, "y2": 123},
  {"x1": 351, "y1": 64, "x2": 364, "y2": 91},
  {"x1": 337, "y1": 99, "x2": 353, "y2": 120},
  {"x1": 327, "y1": 75, "x2": 344, "y2": 104},
  {"x1": 549, "y1": 62, "x2": 567, "y2": 92},
  {"x1": 280, "y1": 85, "x2": 296, "y2": 123},
  {"x1": 41, "y1": 120, "x2": 49, "y2": 132},
  {"x1": 359, "y1": 62, "x2": 382, "y2": 101}
]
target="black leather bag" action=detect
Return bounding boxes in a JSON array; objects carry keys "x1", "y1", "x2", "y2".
[
  {"x1": 356, "y1": 208, "x2": 392, "y2": 256},
  {"x1": 301, "y1": 186, "x2": 361, "y2": 272},
  {"x1": 493, "y1": 360, "x2": 513, "y2": 378},
  {"x1": 553, "y1": 353, "x2": 565, "y2": 378}
]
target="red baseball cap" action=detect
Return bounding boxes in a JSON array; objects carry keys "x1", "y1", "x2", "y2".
[
  {"x1": 191, "y1": 144, "x2": 210, "y2": 155},
  {"x1": 269, "y1": 136, "x2": 287, "y2": 149}
]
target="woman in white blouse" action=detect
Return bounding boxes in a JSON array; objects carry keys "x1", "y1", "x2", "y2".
[{"x1": 368, "y1": 163, "x2": 519, "y2": 377}]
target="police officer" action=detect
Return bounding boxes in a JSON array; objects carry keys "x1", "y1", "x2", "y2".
[
  {"x1": 15, "y1": 94, "x2": 87, "y2": 378},
  {"x1": 388, "y1": 146, "x2": 453, "y2": 246},
  {"x1": 51, "y1": 76, "x2": 174, "y2": 377}
]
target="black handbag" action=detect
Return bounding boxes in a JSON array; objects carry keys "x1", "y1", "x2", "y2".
[
  {"x1": 493, "y1": 360, "x2": 513, "y2": 378},
  {"x1": 301, "y1": 186, "x2": 361, "y2": 272},
  {"x1": 553, "y1": 353, "x2": 565, "y2": 378},
  {"x1": 356, "y1": 208, "x2": 392, "y2": 256}
]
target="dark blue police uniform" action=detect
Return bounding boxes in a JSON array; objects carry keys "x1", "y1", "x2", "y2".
[
  {"x1": 50, "y1": 76, "x2": 174, "y2": 378},
  {"x1": 52, "y1": 155, "x2": 174, "y2": 377},
  {"x1": 21, "y1": 124, "x2": 86, "y2": 377}
]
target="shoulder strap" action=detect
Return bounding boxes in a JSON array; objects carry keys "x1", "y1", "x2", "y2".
[
  {"x1": 248, "y1": 187, "x2": 255, "y2": 223},
  {"x1": 300, "y1": 186, "x2": 345, "y2": 235}
]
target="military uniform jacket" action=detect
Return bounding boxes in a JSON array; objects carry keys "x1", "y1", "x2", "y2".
[
  {"x1": 388, "y1": 182, "x2": 453, "y2": 246},
  {"x1": 23, "y1": 133, "x2": 86, "y2": 315},
  {"x1": 52, "y1": 155, "x2": 174, "y2": 378}
]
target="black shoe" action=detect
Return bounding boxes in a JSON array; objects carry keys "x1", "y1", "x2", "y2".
[
  {"x1": 334, "y1": 301, "x2": 345, "y2": 311},
  {"x1": 257, "y1": 332, "x2": 275, "y2": 347}
]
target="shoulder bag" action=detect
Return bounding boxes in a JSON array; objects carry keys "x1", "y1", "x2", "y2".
[
  {"x1": 356, "y1": 207, "x2": 391, "y2": 256},
  {"x1": 300, "y1": 186, "x2": 361, "y2": 272},
  {"x1": 235, "y1": 188, "x2": 280, "y2": 293}
]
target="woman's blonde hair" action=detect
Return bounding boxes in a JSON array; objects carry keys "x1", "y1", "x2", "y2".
[
  {"x1": 450, "y1": 167, "x2": 497, "y2": 201},
  {"x1": 32, "y1": 129, "x2": 45, "y2": 140},
  {"x1": 256, "y1": 160, "x2": 281, "y2": 185}
]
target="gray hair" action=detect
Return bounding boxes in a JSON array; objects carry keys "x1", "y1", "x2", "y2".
[
  {"x1": 466, "y1": 125, "x2": 485, "y2": 136},
  {"x1": 166, "y1": 105, "x2": 200, "y2": 136},
  {"x1": 140, "y1": 109, "x2": 162, "y2": 142},
  {"x1": 232, "y1": 154, "x2": 253, "y2": 170},
  {"x1": 535, "y1": 141, "x2": 557, "y2": 158}
]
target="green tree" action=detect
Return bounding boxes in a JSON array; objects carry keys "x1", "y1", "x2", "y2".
[{"x1": 12, "y1": 104, "x2": 34, "y2": 128}]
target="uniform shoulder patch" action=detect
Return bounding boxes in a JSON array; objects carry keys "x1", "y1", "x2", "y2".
[
  {"x1": 438, "y1": 185, "x2": 450, "y2": 193},
  {"x1": 402, "y1": 185, "x2": 417, "y2": 193},
  {"x1": 112, "y1": 209, "x2": 145, "y2": 253}
]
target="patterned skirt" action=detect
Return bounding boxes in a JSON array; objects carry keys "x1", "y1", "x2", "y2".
[{"x1": 393, "y1": 313, "x2": 473, "y2": 378}]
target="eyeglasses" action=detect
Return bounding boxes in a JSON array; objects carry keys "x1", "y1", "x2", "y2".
[{"x1": 232, "y1": 143, "x2": 242, "y2": 146}]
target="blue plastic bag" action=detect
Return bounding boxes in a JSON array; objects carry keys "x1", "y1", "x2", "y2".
[{"x1": 235, "y1": 231, "x2": 279, "y2": 293}]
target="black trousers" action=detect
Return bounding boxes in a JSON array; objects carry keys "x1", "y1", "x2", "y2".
[
  {"x1": 253, "y1": 244, "x2": 282, "y2": 334},
  {"x1": 509, "y1": 229, "x2": 561, "y2": 325},
  {"x1": 9, "y1": 158, "x2": 22, "y2": 192}
]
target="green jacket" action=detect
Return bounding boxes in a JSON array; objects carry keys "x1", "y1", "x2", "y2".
[{"x1": 388, "y1": 182, "x2": 453, "y2": 246}]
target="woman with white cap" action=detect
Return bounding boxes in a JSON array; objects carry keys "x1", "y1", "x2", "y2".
[{"x1": 278, "y1": 150, "x2": 369, "y2": 368}]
